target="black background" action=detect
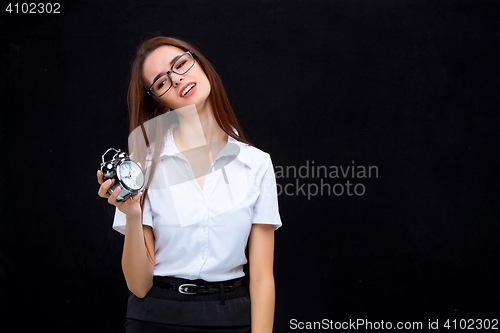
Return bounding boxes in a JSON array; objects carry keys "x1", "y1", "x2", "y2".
[{"x1": 1, "y1": 0, "x2": 499, "y2": 332}]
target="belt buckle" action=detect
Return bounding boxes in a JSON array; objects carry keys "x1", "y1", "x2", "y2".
[{"x1": 178, "y1": 284, "x2": 197, "y2": 295}]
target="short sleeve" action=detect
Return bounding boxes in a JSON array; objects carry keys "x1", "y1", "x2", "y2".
[
  {"x1": 252, "y1": 156, "x2": 282, "y2": 231},
  {"x1": 112, "y1": 194, "x2": 154, "y2": 235}
]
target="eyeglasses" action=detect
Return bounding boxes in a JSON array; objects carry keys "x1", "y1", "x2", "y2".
[{"x1": 147, "y1": 51, "x2": 196, "y2": 97}]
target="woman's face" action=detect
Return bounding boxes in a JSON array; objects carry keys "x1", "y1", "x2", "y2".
[{"x1": 142, "y1": 45, "x2": 211, "y2": 111}]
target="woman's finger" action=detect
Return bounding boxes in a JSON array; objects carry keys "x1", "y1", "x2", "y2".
[
  {"x1": 131, "y1": 191, "x2": 142, "y2": 203},
  {"x1": 107, "y1": 184, "x2": 122, "y2": 205},
  {"x1": 97, "y1": 170, "x2": 104, "y2": 185},
  {"x1": 98, "y1": 178, "x2": 114, "y2": 198}
]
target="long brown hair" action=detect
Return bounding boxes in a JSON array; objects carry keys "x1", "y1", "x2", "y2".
[{"x1": 126, "y1": 36, "x2": 253, "y2": 264}]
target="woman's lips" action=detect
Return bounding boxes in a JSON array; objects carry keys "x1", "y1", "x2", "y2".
[{"x1": 180, "y1": 82, "x2": 196, "y2": 98}]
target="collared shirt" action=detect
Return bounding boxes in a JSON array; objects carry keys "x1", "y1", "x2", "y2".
[{"x1": 112, "y1": 123, "x2": 282, "y2": 282}]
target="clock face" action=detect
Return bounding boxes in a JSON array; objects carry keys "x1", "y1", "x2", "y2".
[{"x1": 118, "y1": 160, "x2": 145, "y2": 191}]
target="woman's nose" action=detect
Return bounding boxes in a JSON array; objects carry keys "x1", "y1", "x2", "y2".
[{"x1": 171, "y1": 73, "x2": 184, "y2": 86}]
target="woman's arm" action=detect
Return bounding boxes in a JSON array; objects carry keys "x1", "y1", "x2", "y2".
[
  {"x1": 248, "y1": 224, "x2": 276, "y2": 333},
  {"x1": 121, "y1": 221, "x2": 155, "y2": 298},
  {"x1": 97, "y1": 170, "x2": 155, "y2": 298}
]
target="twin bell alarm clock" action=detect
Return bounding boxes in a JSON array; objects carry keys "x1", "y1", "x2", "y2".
[{"x1": 100, "y1": 148, "x2": 145, "y2": 201}]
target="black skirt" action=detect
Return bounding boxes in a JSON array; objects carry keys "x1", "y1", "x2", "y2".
[{"x1": 124, "y1": 276, "x2": 251, "y2": 333}]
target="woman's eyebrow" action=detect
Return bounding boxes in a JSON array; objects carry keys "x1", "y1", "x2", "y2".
[
  {"x1": 152, "y1": 54, "x2": 183, "y2": 83},
  {"x1": 169, "y1": 54, "x2": 182, "y2": 66}
]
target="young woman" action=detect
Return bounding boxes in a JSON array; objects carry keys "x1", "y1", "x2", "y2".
[{"x1": 97, "y1": 36, "x2": 282, "y2": 333}]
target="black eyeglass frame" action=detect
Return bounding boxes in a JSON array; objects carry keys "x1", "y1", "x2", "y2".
[{"x1": 147, "y1": 50, "x2": 196, "y2": 97}]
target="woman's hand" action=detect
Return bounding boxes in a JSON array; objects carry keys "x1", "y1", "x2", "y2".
[{"x1": 97, "y1": 170, "x2": 142, "y2": 219}]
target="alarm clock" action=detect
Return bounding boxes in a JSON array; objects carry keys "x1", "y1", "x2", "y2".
[{"x1": 100, "y1": 148, "x2": 145, "y2": 201}]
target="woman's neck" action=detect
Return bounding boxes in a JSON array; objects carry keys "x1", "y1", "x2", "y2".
[{"x1": 173, "y1": 102, "x2": 228, "y2": 152}]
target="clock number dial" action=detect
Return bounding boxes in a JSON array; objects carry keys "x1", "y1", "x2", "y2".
[{"x1": 119, "y1": 161, "x2": 145, "y2": 191}]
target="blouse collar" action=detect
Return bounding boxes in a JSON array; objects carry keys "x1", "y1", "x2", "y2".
[{"x1": 159, "y1": 123, "x2": 252, "y2": 169}]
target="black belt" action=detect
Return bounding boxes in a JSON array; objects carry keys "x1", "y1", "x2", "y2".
[{"x1": 153, "y1": 278, "x2": 244, "y2": 295}]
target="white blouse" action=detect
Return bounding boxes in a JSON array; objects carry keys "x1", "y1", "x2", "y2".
[{"x1": 112, "y1": 123, "x2": 282, "y2": 282}]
